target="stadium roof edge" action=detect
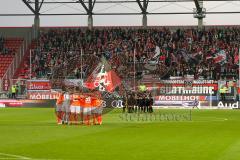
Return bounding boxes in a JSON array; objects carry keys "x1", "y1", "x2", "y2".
[{"x1": 0, "y1": 25, "x2": 240, "y2": 29}]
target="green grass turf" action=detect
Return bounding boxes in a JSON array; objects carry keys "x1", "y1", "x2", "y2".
[{"x1": 0, "y1": 108, "x2": 240, "y2": 160}]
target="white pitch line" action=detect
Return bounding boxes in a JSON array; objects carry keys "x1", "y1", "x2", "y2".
[
  {"x1": 0, "y1": 153, "x2": 32, "y2": 160},
  {"x1": 0, "y1": 153, "x2": 63, "y2": 160},
  {"x1": 0, "y1": 158, "x2": 22, "y2": 160},
  {"x1": 31, "y1": 159, "x2": 63, "y2": 160}
]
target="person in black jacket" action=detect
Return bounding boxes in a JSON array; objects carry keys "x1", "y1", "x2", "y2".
[
  {"x1": 148, "y1": 94, "x2": 154, "y2": 113},
  {"x1": 134, "y1": 93, "x2": 138, "y2": 113},
  {"x1": 128, "y1": 94, "x2": 135, "y2": 113},
  {"x1": 145, "y1": 94, "x2": 150, "y2": 113},
  {"x1": 139, "y1": 94, "x2": 144, "y2": 112},
  {"x1": 135, "y1": 94, "x2": 141, "y2": 112},
  {"x1": 122, "y1": 93, "x2": 128, "y2": 113},
  {"x1": 142, "y1": 95, "x2": 147, "y2": 113}
]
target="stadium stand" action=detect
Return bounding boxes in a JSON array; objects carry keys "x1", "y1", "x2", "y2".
[
  {"x1": 0, "y1": 38, "x2": 23, "y2": 78},
  {"x1": 0, "y1": 36, "x2": 4, "y2": 52},
  {"x1": 13, "y1": 41, "x2": 37, "y2": 79},
  {"x1": 15, "y1": 27, "x2": 239, "y2": 81}
]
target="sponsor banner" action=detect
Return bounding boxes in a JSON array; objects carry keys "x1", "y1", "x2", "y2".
[
  {"x1": 154, "y1": 100, "x2": 217, "y2": 108},
  {"x1": 0, "y1": 103, "x2": 6, "y2": 108},
  {"x1": 155, "y1": 95, "x2": 217, "y2": 101},
  {"x1": 20, "y1": 99, "x2": 56, "y2": 108},
  {"x1": 147, "y1": 84, "x2": 218, "y2": 96},
  {"x1": 142, "y1": 80, "x2": 218, "y2": 96},
  {"x1": 0, "y1": 99, "x2": 23, "y2": 107},
  {"x1": 101, "y1": 99, "x2": 124, "y2": 108},
  {"x1": 217, "y1": 101, "x2": 240, "y2": 109},
  {"x1": 0, "y1": 99, "x2": 55, "y2": 108},
  {"x1": 155, "y1": 80, "x2": 217, "y2": 84},
  {"x1": 27, "y1": 80, "x2": 51, "y2": 90},
  {"x1": 27, "y1": 90, "x2": 60, "y2": 100},
  {"x1": 154, "y1": 95, "x2": 218, "y2": 107}
]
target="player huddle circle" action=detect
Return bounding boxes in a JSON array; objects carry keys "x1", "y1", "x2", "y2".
[{"x1": 55, "y1": 91, "x2": 103, "y2": 125}]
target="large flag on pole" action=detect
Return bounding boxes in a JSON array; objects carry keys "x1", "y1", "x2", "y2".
[
  {"x1": 105, "y1": 70, "x2": 122, "y2": 92},
  {"x1": 84, "y1": 64, "x2": 121, "y2": 92},
  {"x1": 84, "y1": 64, "x2": 102, "y2": 90}
]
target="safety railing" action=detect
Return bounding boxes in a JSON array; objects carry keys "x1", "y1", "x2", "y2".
[{"x1": 0, "y1": 28, "x2": 34, "y2": 92}]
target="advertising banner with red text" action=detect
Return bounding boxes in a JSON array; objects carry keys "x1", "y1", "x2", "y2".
[{"x1": 27, "y1": 80, "x2": 51, "y2": 90}]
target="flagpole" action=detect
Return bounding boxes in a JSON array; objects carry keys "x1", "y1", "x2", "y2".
[
  {"x1": 134, "y1": 48, "x2": 136, "y2": 92},
  {"x1": 81, "y1": 48, "x2": 83, "y2": 80},
  {"x1": 238, "y1": 46, "x2": 240, "y2": 101},
  {"x1": 30, "y1": 49, "x2": 32, "y2": 80}
]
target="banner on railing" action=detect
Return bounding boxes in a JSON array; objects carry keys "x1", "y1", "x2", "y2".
[
  {"x1": 27, "y1": 80, "x2": 51, "y2": 90},
  {"x1": 0, "y1": 99, "x2": 55, "y2": 108},
  {"x1": 144, "y1": 80, "x2": 218, "y2": 96},
  {"x1": 27, "y1": 90, "x2": 59, "y2": 100}
]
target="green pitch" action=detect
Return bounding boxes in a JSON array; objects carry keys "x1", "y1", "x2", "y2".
[{"x1": 0, "y1": 108, "x2": 240, "y2": 160}]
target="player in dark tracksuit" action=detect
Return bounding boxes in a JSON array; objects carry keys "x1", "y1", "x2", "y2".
[
  {"x1": 145, "y1": 96, "x2": 150, "y2": 113},
  {"x1": 139, "y1": 95, "x2": 144, "y2": 112},
  {"x1": 128, "y1": 94, "x2": 135, "y2": 113},
  {"x1": 133, "y1": 94, "x2": 138, "y2": 112},
  {"x1": 142, "y1": 96, "x2": 147, "y2": 113},
  {"x1": 136, "y1": 94, "x2": 141, "y2": 112},
  {"x1": 149, "y1": 95, "x2": 154, "y2": 113},
  {"x1": 122, "y1": 96, "x2": 127, "y2": 113}
]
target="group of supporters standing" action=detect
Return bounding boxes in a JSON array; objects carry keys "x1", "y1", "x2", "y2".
[
  {"x1": 55, "y1": 90, "x2": 103, "y2": 125},
  {"x1": 123, "y1": 92, "x2": 154, "y2": 113}
]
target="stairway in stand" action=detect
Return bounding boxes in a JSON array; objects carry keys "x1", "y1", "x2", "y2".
[{"x1": 13, "y1": 41, "x2": 37, "y2": 79}]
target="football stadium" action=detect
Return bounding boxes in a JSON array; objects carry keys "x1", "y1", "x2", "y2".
[{"x1": 0, "y1": 0, "x2": 240, "y2": 160}]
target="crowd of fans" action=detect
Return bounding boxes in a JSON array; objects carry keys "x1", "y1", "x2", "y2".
[
  {"x1": 0, "y1": 36, "x2": 4, "y2": 53},
  {"x1": 0, "y1": 35, "x2": 13, "y2": 55},
  {"x1": 28, "y1": 27, "x2": 239, "y2": 81}
]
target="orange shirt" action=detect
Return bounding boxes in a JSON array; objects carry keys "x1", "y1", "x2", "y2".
[
  {"x1": 81, "y1": 96, "x2": 102, "y2": 108},
  {"x1": 83, "y1": 96, "x2": 92, "y2": 108},
  {"x1": 56, "y1": 94, "x2": 64, "y2": 105},
  {"x1": 70, "y1": 94, "x2": 81, "y2": 106},
  {"x1": 79, "y1": 97, "x2": 85, "y2": 107},
  {"x1": 92, "y1": 98, "x2": 102, "y2": 107},
  {"x1": 69, "y1": 93, "x2": 102, "y2": 108}
]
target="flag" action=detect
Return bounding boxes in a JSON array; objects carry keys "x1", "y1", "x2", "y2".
[
  {"x1": 105, "y1": 70, "x2": 121, "y2": 92},
  {"x1": 178, "y1": 49, "x2": 190, "y2": 62},
  {"x1": 153, "y1": 46, "x2": 160, "y2": 59},
  {"x1": 144, "y1": 63, "x2": 157, "y2": 71},
  {"x1": 171, "y1": 53, "x2": 178, "y2": 63},
  {"x1": 84, "y1": 64, "x2": 102, "y2": 90},
  {"x1": 213, "y1": 50, "x2": 226, "y2": 64},
  {"x1": 234, "y1": 54, "x2": 239, "y2": 65},
  {"x1": 84, "y1": 65, "x2": 121, "y2": 92},
  {"x1": 206, "y1": 54, "x2": 213, "y2": 60}
]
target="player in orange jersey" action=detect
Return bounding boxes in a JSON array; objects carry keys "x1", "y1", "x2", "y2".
[
  {"x1": 70, "y1": 94, "x2": 81, "y2": 124},
  {"x1": 92, "y1": 97, "x2": 103, "y2": 125},
  {"x1": 83, "y1": 95, "x2": 92, "y2": 125},
  {"x1": 78, "y1": 94, "x2": 86, "y2": 124},
  {"x1": 56, "y1": 92, "x2": 64, "y2": 124}
]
